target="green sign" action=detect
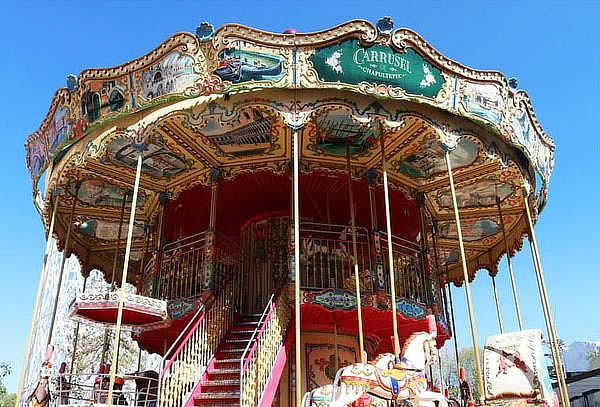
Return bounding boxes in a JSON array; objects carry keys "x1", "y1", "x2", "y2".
[{"x1": 309, "y1": 39, "x2": 445, "y2": 98}]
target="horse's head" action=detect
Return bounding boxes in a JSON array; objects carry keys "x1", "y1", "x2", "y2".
[{"x1": 401, "y1": 331, "x2": 438, "y2": 370}]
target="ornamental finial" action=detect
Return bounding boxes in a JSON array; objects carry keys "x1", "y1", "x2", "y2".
[{"x1": 376, "y1": 16, "x2": 394, "y2": 35}]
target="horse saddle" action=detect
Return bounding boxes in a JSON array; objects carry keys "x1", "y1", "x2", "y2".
[{"x1": 379, "y1": 367, "x2": 407, "y2": 381}]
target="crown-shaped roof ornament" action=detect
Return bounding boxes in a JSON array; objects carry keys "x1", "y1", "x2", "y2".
[
  {"x1": 376, "y1": 16, "x2": 394, "y2": 35},
  {"x1": 196, "y1": 22, "x2": 215, "y2": 41}
]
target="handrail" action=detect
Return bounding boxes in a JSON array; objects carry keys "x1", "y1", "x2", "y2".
[
  {"x1": 240, "y1": 285, "x2": 290, "y2": 407},
  {"x1": 158, "y1": 269, "x2": 240, "y2": 407},
  {"x1": 240, "y1": 293, "x2": 275, "y2": 374}
]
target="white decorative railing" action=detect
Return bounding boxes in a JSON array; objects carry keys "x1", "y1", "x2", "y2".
[
  {"x1": 158, "y1": 270, "x2": 240, "y2": 407},
  {"x1": 240, "y1": 287, "x2": 290, "y2": 407}
]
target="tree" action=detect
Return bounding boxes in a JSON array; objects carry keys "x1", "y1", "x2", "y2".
[
  {"x1": 0, "y1": 362, "x2": 16, "y2": 407},
  {"x1": 434, "y1": 347, "x2": 484, "y2": 402}
]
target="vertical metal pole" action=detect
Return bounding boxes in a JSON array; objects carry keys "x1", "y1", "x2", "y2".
[
  {"x1": 380, "y1": 136, "x2": 401, "y2": 356},
  {"x1": 107, "y1": 153, "x2": 143, "y2": 407},
  {"x1": 346, "y1": 144, "x2": 365, "y2": 363},
  {"x1": 16, "y1": 191, "x2": 60, "y2": 406},
  {"x1": 496, "y1": 197, "x2": 523, "y2": 330},
  {"x1": 110, "y1": 191, "x2": 129, "y2": 287},
  {"x1": 47, "y1": 183, "x2": 80, "y2": 346},
  {"x1": 293, "y1": 130, "x2": 302, "y2": 407},
  {"x1": 69, "y1": 276, "x2": 88, "y2": 374},
  {"x1": 444, "y1": 150, "x2": 484, "y2": 401},
  {"x1": 447, "y1": 282, "x2": 461, "y2": 380},
  {"x1": 523, "y1": 193, "x2": 570, "y2": 407},
  {"x1": 491, "y1": 275, "x2": 504, "y2": 333}
]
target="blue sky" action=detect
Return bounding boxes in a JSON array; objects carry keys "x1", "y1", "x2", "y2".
[{"x1": 0, "y1": 0, "x2": 598, "y2": 393}]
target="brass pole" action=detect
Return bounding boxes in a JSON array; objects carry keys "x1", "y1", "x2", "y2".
[
  {"x1": 496, "y1": 197, "x2": 523, "y2": 330},
  {"x1": 107, "y1": 153, "x2": 143, "y2": 407},
  {"x1": 16, "y1": 191, "x2": 60, "y2": 406},
  {"x1": 47, "y1": 183, "x2": 80, "y2": 346},
  {"x1": 333, "y1": 315, "x2": 339, "y2": 373},
  {"x1": 346, "y1": 143, "x2": 365, "y2": 363},
  {"x1": 491, "y1": 275, "x2": 504, "y2": 333},
  {"x1": 523, "y1": 193, "x2": 570, "y2": 407},
  {"x1": 380, "y1": 135, "x2": 401, "y2": 356},
  {"x1": 447, "y1": 281, "x2": 461, "y2": 381},
  {"x1": 293, "y1": 130, "x2": 302, "y2": 407},
  {"x1": 69, "y1": 276, "x2": 88, "y2": 374},
  {"x1": 444, "y1": 150, "x2": 484, "y2": 401},
  {"x1": 110, "y1": 190, "x2": 129, "y2": 288}
]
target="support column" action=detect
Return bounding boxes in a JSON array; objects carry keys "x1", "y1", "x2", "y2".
[
  {"x1": 106, "y1": 149, "x2": 143, "y2": 407},
  {"x1": 16, "y1": 190, "x2": 60, "y2": 406},
  {"x1": 346, "y1": 144, "x2": 365, "y2": 363},
  {"x1": 202, "y1": 169, "x2": 219, "y2": 292},
  {"x1": 380, "y1": 135, "x2": 401, "y2": 357},
  {"x1": 523, "y1": 192, "x2": 570, "y2": 407},
  {"x1": 366, "y1": 171, "x2": 386, "y2": 292},
  {"x1": 497, "y1": 197, "x2": 523, "y2": 330},
  {"x1": 491, "y1": 275, "x2": 504, "y2": 333},
  {"x1": 69, "y1": 276, "x2": 88, "y2": 374},
  {"x1": 47, "y1": 182, "x2": 80, "y2": 346},
  {"x1": 444, "y1": 149, "x2": 485, "y2": 402},
  {"x1": 292, "y1": 130, "x2": 302, "y2": 407}
]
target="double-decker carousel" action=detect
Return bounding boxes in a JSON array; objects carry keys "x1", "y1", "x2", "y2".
[{"x1": 18, "y1": 17, "x2": 567, "y2": 407}]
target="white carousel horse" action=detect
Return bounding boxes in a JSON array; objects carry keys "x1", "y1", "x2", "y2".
[{"x1": 303, "y1": 327, "x2": 448, "y2": 406}]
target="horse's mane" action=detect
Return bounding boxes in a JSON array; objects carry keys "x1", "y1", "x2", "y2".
[{"x1": 400, "y1": 331, "x2": 429, "y2": 358}]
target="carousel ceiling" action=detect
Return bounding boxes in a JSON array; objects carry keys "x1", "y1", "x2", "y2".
[{"x1": 24, "y1": 18, "x2": 554, "y2": 285}]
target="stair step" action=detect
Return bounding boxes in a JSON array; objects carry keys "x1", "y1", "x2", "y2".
[
  {"x1": 225, "y1": 337, "x2": 253, "y2": 343},
  {"x1": 201, "y1": 379, "x2": 240, "y2": 387},
  {"x1": 194, "y1": 391, "x2": 240, "y2": 399}
]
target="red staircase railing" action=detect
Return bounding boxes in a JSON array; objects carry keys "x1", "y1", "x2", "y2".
[
  {"x1": 158, "y1": 270, "x2": 240, "y2": 407},
  {"x1": 240, "y1": 285, "x2": 291, "y2": 406}
]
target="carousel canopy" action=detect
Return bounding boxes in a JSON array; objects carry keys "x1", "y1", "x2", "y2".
[{"x1": 25, "y1": 18, "x2": 554, "y2": 285}]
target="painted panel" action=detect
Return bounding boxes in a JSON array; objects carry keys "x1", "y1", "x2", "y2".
[
  {"x1": 77, "y1": 218, "x2": 145, "y2": 241},
  {"x1": 70, "y1": 178, "x2": 146, "y2": 208},
  {"x1": 139, "y1": 51, "x2": 199, "y2": 101},
  {"x1": 106, "y1": 137, "x2": 188, "y2": 178},
  {"x1": 306, "y1": 343, "x2": 357, "y2": 390},
  {"x1": 309, "y1": 39, "x2": 445, "y2": 98},
  {"x1": 312, "y1": 109, "x2": 378, "y2": 156},
  {"x1": 460, "y1": 82, "x2": 504, "y2": 124},
  {"x1": 46, "y1": 106, "x2": 73, "y2": 155},
  {"x1": 199, "y1": 107, "x2": 275, "y2": 156},
  {"x1": 435, "y1": 178, "x2": 513, "y2": 209},
  {"x1": 511, "y1": 106, "x2": 553, "y2": 183},
  {"x1": 214, "y1": 41, "x2": 285, "y2": 84},
  {"x1": 394, "y1": 136, "x2": 479, "y2": 178},
  {"x1": 438, "y1": 219, "x2": 500, "y2": 242}
]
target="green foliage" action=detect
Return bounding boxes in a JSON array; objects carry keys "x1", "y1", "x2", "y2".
[
  {"x1": 435, "y1": 347, "x2": 484, "y2": 402},
  {"x1": 0, "y1": 392, "x2": 16, "y2": 407},
  {"x1": 0, "y1": 362, "x2": 16, "y2": 407}
]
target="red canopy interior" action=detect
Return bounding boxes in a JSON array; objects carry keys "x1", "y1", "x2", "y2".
[{"x1": 164, "y1": 170, "x2": 419, "y2": 244}]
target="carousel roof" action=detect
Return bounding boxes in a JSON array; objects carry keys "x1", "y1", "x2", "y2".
[{"x1": 24, "y1": 18, "x2": 554, "y2": 285}]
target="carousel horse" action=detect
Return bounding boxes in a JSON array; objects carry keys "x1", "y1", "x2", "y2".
[
  {"x1": 27, "y1": 345, "x2": 54, "y2": 407},
  {"x1": 303, "y1": 316, "x2": 448, "y2": 407}
]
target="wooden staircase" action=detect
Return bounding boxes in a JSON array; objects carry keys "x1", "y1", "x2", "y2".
[{"x1": 192, "y1": 315, "x2": 261, "y2": 406}]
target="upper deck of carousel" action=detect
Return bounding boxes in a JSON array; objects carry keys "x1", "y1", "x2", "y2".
[{"x1": 24, "y1": 18, "x2": 555, "y2": 287}]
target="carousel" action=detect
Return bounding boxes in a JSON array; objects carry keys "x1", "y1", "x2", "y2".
[{"x1": 17, "y1": 17, "x2": 568, "y2": 407}]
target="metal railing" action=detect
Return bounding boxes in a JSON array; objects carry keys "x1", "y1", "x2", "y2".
[
  {"x1": 143, "y1": 230, "x2": 239, "y2": 301},
  {"x1": 240, "y1": 286, "x2": 290, "y2": 407},
  {"x1": 54, "y1": 372, "x2": 158, "y2": 406},
  {"x1": 158, "y1": 270, "x2": 240, "y2": 407},
  {"x1": 381, "y1": 232, "x2": 429, "y2": 305},
  {"x1": 299, "y1": 222, "x2": 373, "y2": 292}
]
